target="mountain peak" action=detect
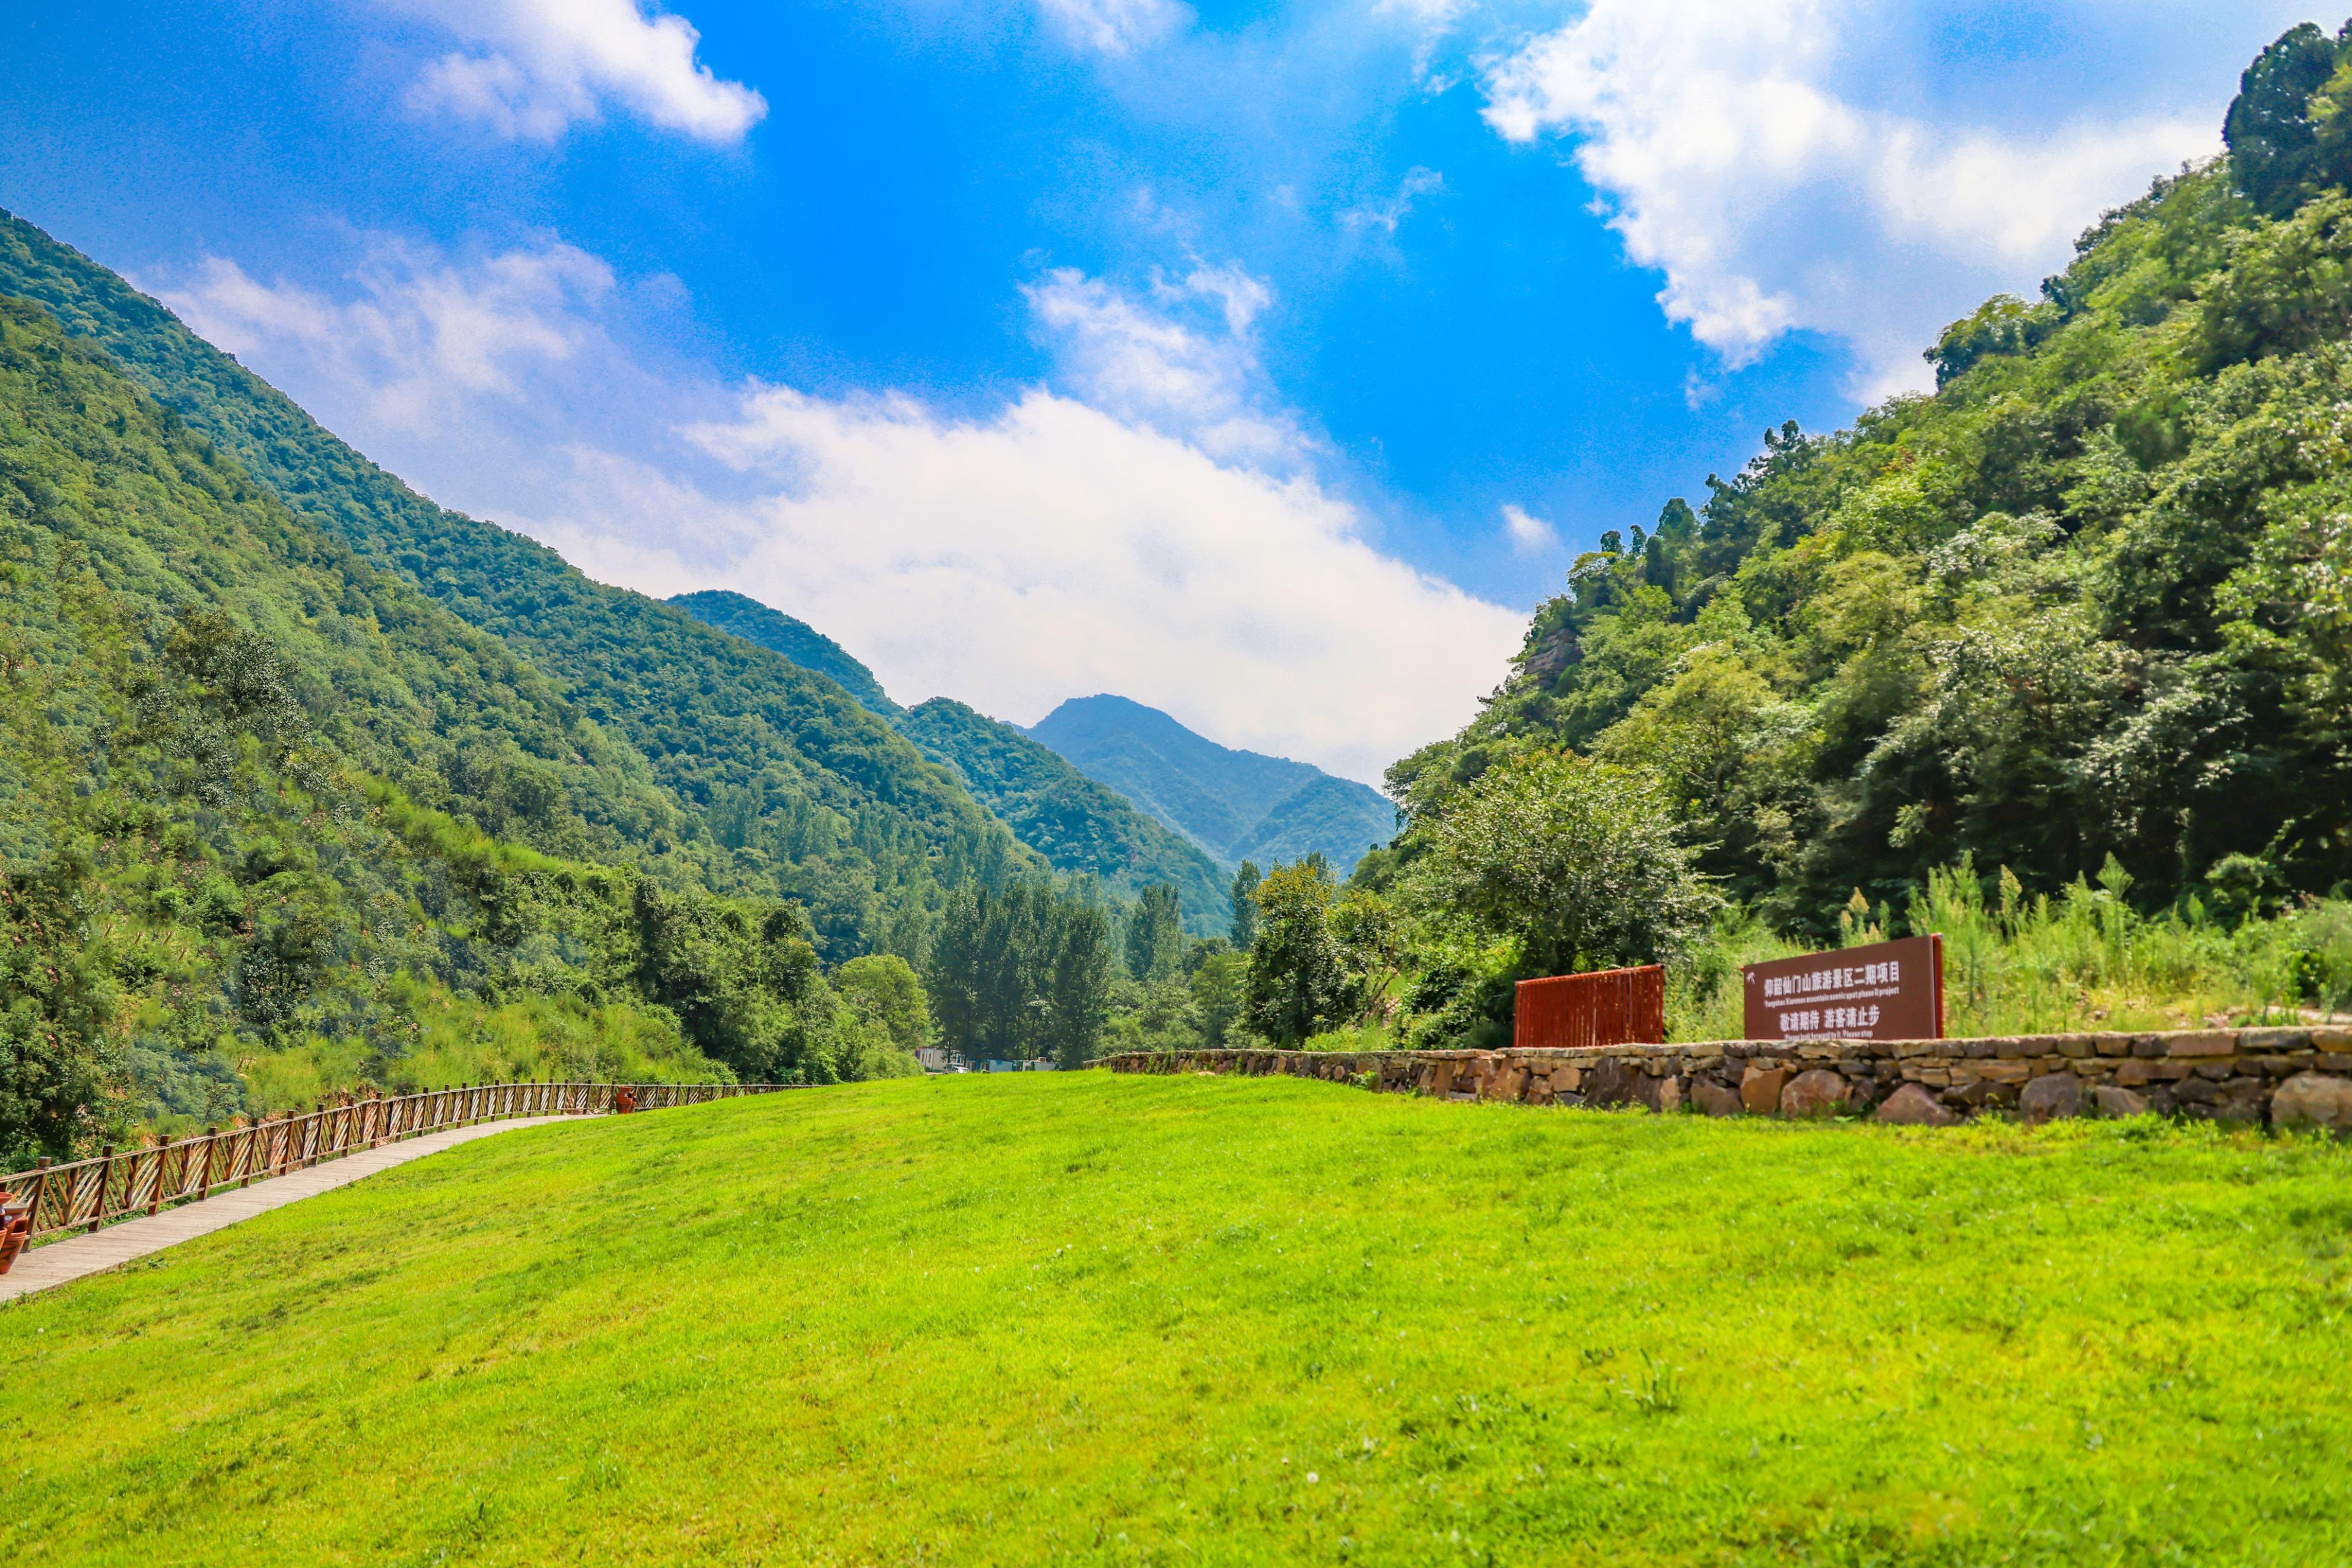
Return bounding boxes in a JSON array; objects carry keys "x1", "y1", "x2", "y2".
[{"x1": 1026, "y1": 695, "x2": 1394, "y2": 873}]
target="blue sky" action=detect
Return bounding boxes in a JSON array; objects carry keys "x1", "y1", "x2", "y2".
[{"x1": 0, "y1": 0, "x2": 2319, "y2": 780}]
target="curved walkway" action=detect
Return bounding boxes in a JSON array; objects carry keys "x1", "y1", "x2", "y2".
[{"x1": 0, "y1": 1115, "x2": 577, "y2": 1305}]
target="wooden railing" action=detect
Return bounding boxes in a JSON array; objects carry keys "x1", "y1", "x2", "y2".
[{"x1": 0, "y1": 1080, "x2": 794, "y2": 1254}]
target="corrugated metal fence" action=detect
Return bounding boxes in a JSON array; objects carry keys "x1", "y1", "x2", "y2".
[{"x1": 1513, "y1": 965, "x2": 1666, "y2": 1051}]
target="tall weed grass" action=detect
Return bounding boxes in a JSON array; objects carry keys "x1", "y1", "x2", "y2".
[{"x1": 1670, "y1": 855, "x2": 2352, "y2": 1041}]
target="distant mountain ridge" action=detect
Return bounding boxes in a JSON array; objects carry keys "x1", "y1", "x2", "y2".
[
  {"x1": 1025, "y1": 695, "x2": 1396, "y2": 874},
  {"x1": 897, "y1": 699, "x2": 1229, "y2": 933},
  {"x1": 663, "y1": 594, "x2": 1229, "y2": 929}
]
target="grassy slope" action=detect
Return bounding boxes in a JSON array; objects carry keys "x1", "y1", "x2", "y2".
[{"x1": 4, "y1": 1074, "x2": 2347, "y2": 1566}]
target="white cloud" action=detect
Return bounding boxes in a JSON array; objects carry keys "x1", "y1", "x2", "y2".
[
  {"x1": 154, "y1": 245, "x2": 1521, "y2": 784},
  {"x1": 1024, "y1": 263, "x2": 1304, "y2": 466},
  {"x1": 1343, "y1": 167, "x2": 1445, "y2": 235},
  {"x1": 158, "y1": 241, "x2": 616, "y2": 436},
  {"x1": 1479, "y1": 0, "x2": 2217, "y2": 392},
  {"x1": 1033, "y1": 0, "x2": 1190, "y2": 56},
  {"x1": 385, "y1": 0, "x2": 766, "y2": 144},
  {"x1": 1501, "y1": 503, "x2": 1556, "y2": 554},
  {"x1": 520, "y1": 375, "x2": 1523, "y2": 784}
]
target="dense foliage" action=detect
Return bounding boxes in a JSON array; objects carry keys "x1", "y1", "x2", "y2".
[
  {"x1": 0, "y1": 298, "x2": 907, "y2": 1160},
  {"x1": 669, "y1": 589, "x2": 902, "y2": 718},
  {"x1": 925, "y1": 880, "x2": 1118, "y2": 1068},
  {"x1": 0, "y1": 212, "x2": 1039, "y2": 961},
  {"x1": 1391, "y1": 30, "x2": 2352, "y2": 952},
  {"x1": 1415, "y1": 752, "x2": 1718, "y2": 978},
  {"x1": 895, "y1": 696, "x2": 1229, "y2": 931}
]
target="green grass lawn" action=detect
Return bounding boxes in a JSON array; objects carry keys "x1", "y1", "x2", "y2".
[{"x1": 4, "y1": 1073, "x2": 2348, "y2": 1566}]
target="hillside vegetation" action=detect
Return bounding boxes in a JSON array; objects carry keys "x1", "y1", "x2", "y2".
[
  {"x1": 670, "y1": 592, "x2": 1234, "y2": 930},
  {"x1": 1314, "y1": 26, "x2": 2352, "y2": 1049},
  {"x1": 900, "y1": 697, "x2": 1231, "y2": 932},
  {"x1": 4, "y1": 1074, "x2": 2347, "y2": 1566},
  {"x1": 1395, "y1": 87, "x2": 2352, "y2": 923},
  {"x1": 669, "y1": 588, "x2": 904, "y2": 718},
  {"x1": 0, "y1": 212, "x2": 1039, "y2": 960},
  {"x1": 0, "y1": 300, "x2": 913, "y2": 1159}
]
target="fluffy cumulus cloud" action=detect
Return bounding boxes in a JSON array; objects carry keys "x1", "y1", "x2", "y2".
[
  {"x1": 155, "y1": 243, "x2": 1520, "y2": 784},
  {"x1": 1479, "y1": 0, "x2": 2219, "y2": 391},
  {"x1": 542, "y1": 380, "x2": 1520, "y2": 784},
  {"x1": 384, "y1": 0, "x2": 766, "y2": 143},
  {"x1": 530, "y1": 269, "x2": 1521, "y2": 784}
]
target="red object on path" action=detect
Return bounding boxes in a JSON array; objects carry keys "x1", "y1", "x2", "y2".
[
  {"x1": 0, "y1": 1199, "x2": 30, "y2": 1275},
  {"x1": 1514, "y1": 965, "x2": 1666, "y2": 1051},
  {"x1": 612, "y1": 1087, "x2": 638, "y2": 1115}
]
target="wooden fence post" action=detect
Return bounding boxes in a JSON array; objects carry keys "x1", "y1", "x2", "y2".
[{"x1": 87, "y1": 1146, "x2": 114, "y2": 1233}]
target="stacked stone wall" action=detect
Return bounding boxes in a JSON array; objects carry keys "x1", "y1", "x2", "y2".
[{"x1": 1099, "y1": 1027, "x2": 2352, "y2": 1130}]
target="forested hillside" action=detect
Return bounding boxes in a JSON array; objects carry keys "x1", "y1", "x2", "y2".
[
  {"x1": 1390, "y1": 23, "x2": 2352, "y2": 936},
  {"x1": 669, "y1": 590, "x2": 1231, "y2": 927},
  {"x1": 0, "y1": 300, "x2": 910, "y2": 1162},
  {"x1": 1028, "y1": 695, "x2": 1395, "y2": 874},
  {"x1": 897, "y1": 698, "x2": 1229, "y2": 931},
  {"x1": 669, "y1": 590, "x2": 902, "y2": 718},
  {"x1": 0, "y1": 212, "x2": 1038, "y2": 958}
]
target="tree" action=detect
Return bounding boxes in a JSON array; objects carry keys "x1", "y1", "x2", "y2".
[
  {"x1": 1243, "y1": 858, "x2": 1361, "y2": 1045},
  {"x1": 1229, "y1": 860, "x2": 1261, "y2": 948},
  {"x1": 1126, "y1": 882, "x2": 1183, "y2": 982},
  {"x1": 1329, "y1": 888, "x2": 1406, "y2": 1025},
  {"x1": 834, "y1": 954, "x2": 931, "y2": 1054},
  {"x1": 926, "y1": 883, "x2": 1059, "y2": 1061},
  {"x1": 2225, "y1": 22, "x2": 2346, "y2": 217},
  {"x1": 0, "y1": 851, "x2": 125, "y2": 1163},
  {"x1": 1042, "y1": 903, "x2": 1116, "y2": 1068},
  {"x1": 1188, "y1": 949, "x2": 1250, "y2": 1047},
  {"x1": 926, "y1": 886, "x2": 988, "y2": 1059},
  {"x1": 1416, "y1": 752, "x2": 1718, "y2": 977}
]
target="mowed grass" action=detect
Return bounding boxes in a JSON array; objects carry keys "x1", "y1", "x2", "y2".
[{"x1": 3, "y1": 1075, "x2": 2349, "y2": 1566}]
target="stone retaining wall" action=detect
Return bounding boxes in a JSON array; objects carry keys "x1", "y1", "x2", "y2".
[{"x1": 1099, "y1": 1027, "x2": 2352, "y2": 1130}]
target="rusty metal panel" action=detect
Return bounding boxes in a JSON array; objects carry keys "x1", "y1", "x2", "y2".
[{"x1": 1513, "y1": 965, "x2": 1666, "y2": 1051}]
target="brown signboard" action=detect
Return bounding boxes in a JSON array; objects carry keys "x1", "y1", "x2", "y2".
[{"x1": 1741, "y1": 934, "x2": 1944, "y2": 1042}]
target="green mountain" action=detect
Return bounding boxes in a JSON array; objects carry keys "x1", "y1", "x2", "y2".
[
  {"x1": 0, "y1": 210, "x2": 1039, "y2": 959},
  {"x1": 1025, "y1": 695, "x2": 1395, "y2": 874},
  {"x1": 1393, "y1": 20, "x2": 2352, "y2": 924},
  {"x1": 895, "y1": 698, "x2": 1229, "y2": 932},
  {"x1": 668, "y1": 590, "x2": 902, "y2": 718},
  {"x1": 665, "y1": 591, "x2": 1233, "y2": 928},
  {"x1": 0, "y1": 297, "x2": 913, "y2": 1162}
]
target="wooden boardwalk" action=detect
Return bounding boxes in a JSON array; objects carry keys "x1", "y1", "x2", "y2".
[{"x1": 0, "y1": 1115, "x2": 574, "y2": 1305}]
